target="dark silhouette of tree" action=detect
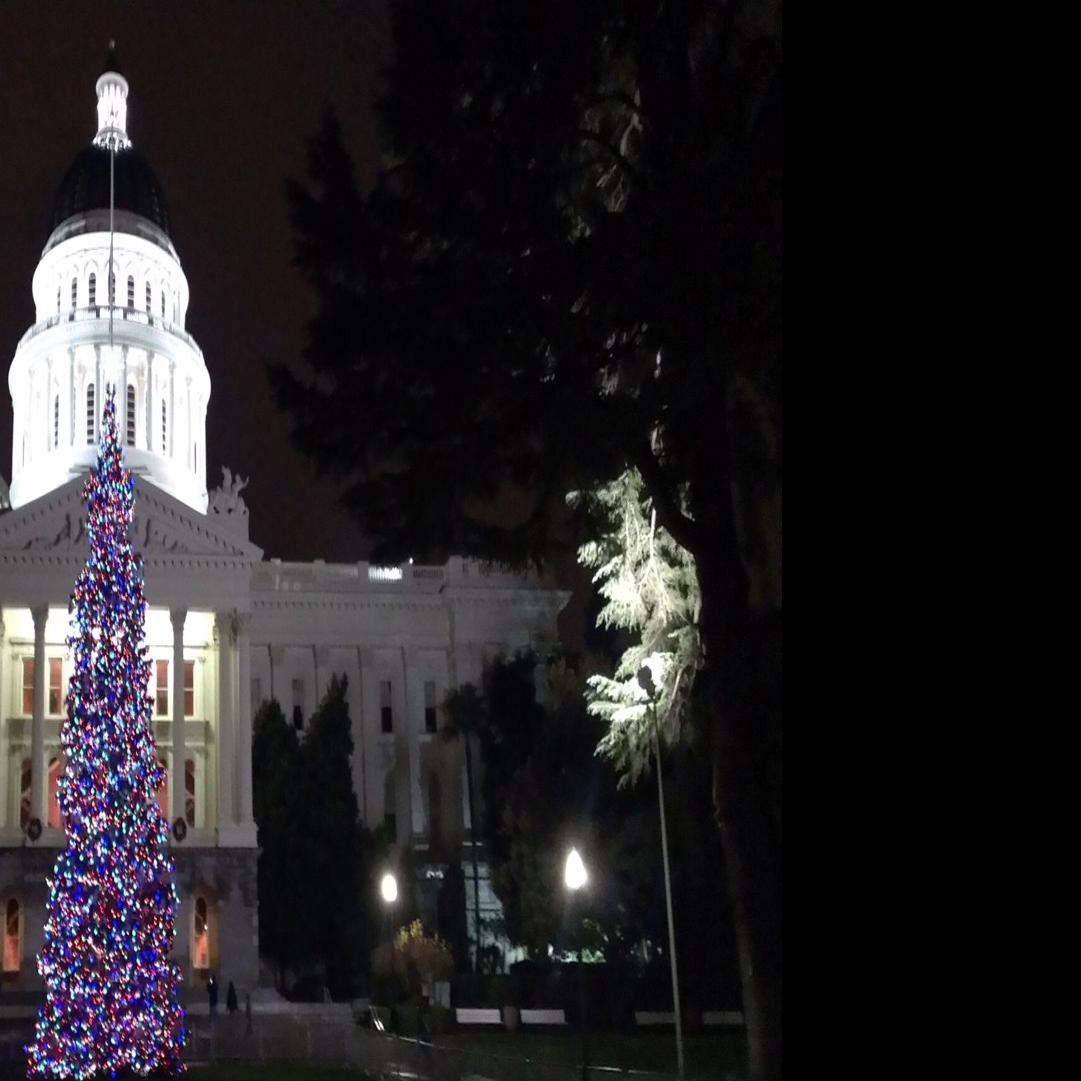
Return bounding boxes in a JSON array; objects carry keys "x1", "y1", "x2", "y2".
[
  {"x1": 440, "y1": 684, "x2": 486, "y2": 972},
  {"x1": 252, "y1": 698, "x2": 306, "y2": 990},
  {"x1": 272, "y1": 1, "x2": 781, "y2": 1073},
  {"x1": 301, "y1": 675, "x2": 362, "y2": 999}
]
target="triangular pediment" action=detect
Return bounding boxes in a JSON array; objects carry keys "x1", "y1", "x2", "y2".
[{"x1": 0, "y1": 476, "x2": 263, "y2": 561}]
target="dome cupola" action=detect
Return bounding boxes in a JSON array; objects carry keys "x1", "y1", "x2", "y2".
[{"x1": 7, "y1": 49, "x2": 210, "y2": 514}]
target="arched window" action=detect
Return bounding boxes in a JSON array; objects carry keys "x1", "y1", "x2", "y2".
[
  {"x1": 47, "y1": 758, "x2": 61, "y2": 830},
  {"x1": 156, "y1": 757, "x2": 169, "y2": 819},
  {"x1": 161, "y1": 400, "x2": 168, "y2": 453},
  {"x1": 127, "y1": 275, "x2": 135, "y2": 309},
  {"x1": 19, "y1": 759, "x2": 30, "y2": 829},
  {"x1": 108, "y1": 271, "x2": 115, "y2": 306},
  {"x1": 53, "y1": 395, "x2": 59, "y2": 449},
  {"x1": 86, "y1": 384, "x2": 96, "y2": 444},
  {"x1": 71, "y1": 277, "x2": 77, "y2": 310},
  {"x1": 88, "y1": 272, "x2": 96, "y2": 306},
  {"x1": 185, "y1": 759, "x2": 196, "y2": 826},
  {"x1": 126, "y1": 384, "x2": 136, "y2": 446},
  {"x1": 3, "y1": 899, "x2": 21, "y2": 974},
  {"x1": 192, "y1": 896, "x2": 210, "y2": 973},
  {"x1": 146, "y1": 282, "x2": 152, "y2": 312},
  {"x1": 161, "y1": 292, "x2": 166, "y2": 318},
  {"x1": 56, "y1": 284, "x2": 61, "y2": 313}
]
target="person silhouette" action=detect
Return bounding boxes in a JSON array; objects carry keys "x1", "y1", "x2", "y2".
[
  {"x1": 227, "y1": 980, "x2": 238, "y2": 1015},
  {"x1": 207, "y1": 974, "x2": 219, "y2": 1020}
]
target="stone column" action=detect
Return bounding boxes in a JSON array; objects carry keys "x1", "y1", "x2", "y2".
[
  {"x1": 145, "y1": 353, "x2": 154, "y2": 451},
  {"x1": 216, "y1": 613, "x2": 235, "y2": 829},
  {"x1": 30, "y1": 605, "x2": 48, "y2": 829},
  {"x1": 120, "y1": 346, "x2": 129, "y2": 443},
  {"x1": 170, "y1": 608, "x2": 187, "y2": 828},
  {"x1": 168, "y1": 359, "x2": 176, "y2": 458},
  {"x1": 403, "y1": 648, "x2": 426, "y2": 840},
  {"x1": 352, "y1": 646, "x2": 368, "y2": 824},
  {"x1": 236, "y1": 613, "x2": 253, "y2": 826},
  {"x1": 0, "y1": 612, "x2": 7, "y2": 829},
  {"x1": 94, "y1": 344, "x2": 102, "y2": 436}
]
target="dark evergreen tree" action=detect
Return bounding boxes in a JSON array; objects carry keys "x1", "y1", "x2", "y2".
[
  {"x1": 300, "y1": 674, "x2": 361, "y2": 999},
  {"x1": 252, "y1": 698, "x2": 305, "y2": 989},
  {"x1": 271, "y1": 2, "x2": 781, "y2": 1073}
]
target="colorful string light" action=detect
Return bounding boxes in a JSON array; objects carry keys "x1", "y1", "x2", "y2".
[{"x1": 26, "y1": 392, "x2": 186, "y2": 1079}]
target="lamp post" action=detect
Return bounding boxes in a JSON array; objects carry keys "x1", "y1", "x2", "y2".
[
  {"x1": 637, "y1": 665, "x2": 685, "y2": 1081},
  {"x1": 564, "y1": 846, "x2": 589, "y2": 1081},
  {"x1": 380, "y1": 870, "x2": 399, "y2": 944}
]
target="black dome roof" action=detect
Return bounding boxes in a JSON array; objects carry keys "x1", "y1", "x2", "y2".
[{"x1": 50, "y1": 144, "x2": 171, "y2": 238}]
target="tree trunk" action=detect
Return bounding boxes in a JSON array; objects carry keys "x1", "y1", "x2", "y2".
[
  {"x1": 463, "y1": 739, "x2": 483, "y2": 973},
  {"x1": 695, "y1": 518, "x2": 782, "y2": 1081}
]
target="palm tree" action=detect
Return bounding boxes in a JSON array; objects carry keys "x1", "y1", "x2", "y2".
[{"x1": 441, "y1": 684, "x2": 486, "y2": 972}]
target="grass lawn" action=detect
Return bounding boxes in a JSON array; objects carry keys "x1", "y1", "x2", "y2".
[
  {"x1": 433, "y1": 1030, "x2": 747, "y2": 1080},
  {"x1": 0, "y1": 1068, "x2": 370, "y2": 1081}
]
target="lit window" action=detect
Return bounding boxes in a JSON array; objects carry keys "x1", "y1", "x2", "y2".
[
  {"x1": 48, "y1": 658, "x2": 63, "y2": 715},
  {"x1": 380, "y1": 680, "x2": 393, "y2": 733},
  {"x1": 185, "y1": 759, "x2": 196, "y2": 826},
  {"x1": 156, "y1": 757, "x2": 169, "y2": 818},
  {"x1": 19, "y1": 759, "x2": 30, "y2": 829},
  {"x1": 86, "y1": 384, "x2": 96, "y2": 444},
  {"x1": 424, "y1": 681, "x2": 437, "y2": 733},
  {"x1": 21, "y1": 659, "x2": 34, "y2": 715},
  {"x1": 126, "y1": 384, "x2": 136, "y2": 447},
  {"x1": 88, "y1": 272, "x2": 96, "y2": 306},
  {"x1": 127, "y1": 275, "x2": 135, "y2": 308},
  {"x1": 292, "y1": 679, "x2": 304, "y2": 730},
  {"x1": 155, "y1": 660, "x2": 169, "y2": 716},
  {"x1": 3, "y1": 899, "x2": 21, "y2": 974},
  {"x1": 47, "y1": 758, "x2": 61, "y2": 830},
  {"x1": 71, "y1": 277, "x2": 77, "y2": 310},
  {"x1": 146, "y1": 282, "x2": 152, "y2": 311},
  {"x1": 193, "y1": 896, "x2": 209, "y2": 972},
  {"x1": 162, "y1": 400, "x2": 167, "y2": 453},
  {"x1": 184, "y1": 660, "x2": 195, "y2": 717}
]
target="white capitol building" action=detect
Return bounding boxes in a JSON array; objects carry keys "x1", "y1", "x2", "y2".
[{"x1": 0, "y1": 58, "x2": 566, "y2": 996}]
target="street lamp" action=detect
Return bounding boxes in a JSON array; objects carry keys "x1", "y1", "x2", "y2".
[
  {"x1": 564, "y1": 846, "x2": 589, "y2": 1081},
  {"x1": 380, "y1": 872, "x2": 399, "y2": 905},
  {"x1": 637, "y1": 663, "x2": 685, "y2": 1081}
]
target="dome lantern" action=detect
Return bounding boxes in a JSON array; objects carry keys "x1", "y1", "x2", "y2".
[{"x1": 93, "y1": 42, "x2": 131, "y2": 151}]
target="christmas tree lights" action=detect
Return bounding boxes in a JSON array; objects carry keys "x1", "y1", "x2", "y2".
[{"x1": 27, "y1": 393, "x2": 185, "y2": 1079}]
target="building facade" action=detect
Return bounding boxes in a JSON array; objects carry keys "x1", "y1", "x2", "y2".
[{"x1": 0, "y1": 60, "x2": 565, "y2": 998}]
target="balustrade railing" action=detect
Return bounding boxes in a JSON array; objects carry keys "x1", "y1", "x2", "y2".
[{"x1": 17, "y1": 305, "x2": 203, "y2": 356}]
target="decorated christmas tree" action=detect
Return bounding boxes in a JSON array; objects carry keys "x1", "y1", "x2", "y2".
[{"x1": 27, "y1": 393, "x2": 185, "y2": 1079}]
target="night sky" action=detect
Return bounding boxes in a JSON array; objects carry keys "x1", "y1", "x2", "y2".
[{"x1": 0, "y1": 1, "x2": 390, "y2": 561}]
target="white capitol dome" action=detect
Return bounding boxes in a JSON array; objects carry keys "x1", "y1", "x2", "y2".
[{"x1": 7, "y1": 54, "x2": 209, "y2": 513}]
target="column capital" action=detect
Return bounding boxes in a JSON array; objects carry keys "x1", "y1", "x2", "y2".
[
  {"x1": 30, "y1": 604, "x2": 49, "y2": 628},
  {"x1": 169, "y1": 607, "x2": 188, "y2": 631}
]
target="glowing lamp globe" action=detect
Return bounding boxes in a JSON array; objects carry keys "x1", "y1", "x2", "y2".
[
  {"x1": 564, "y1": 847, "x2": 588, "y2": 892},
  {"x1": 380, "y1": 872, "x2": 398, "y2": 904}
]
